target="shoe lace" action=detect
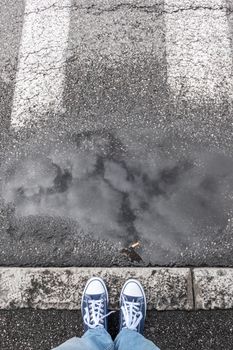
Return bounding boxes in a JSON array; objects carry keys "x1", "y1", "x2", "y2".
[
  {"x1": 121, "y1": 297, "x2": 143, "y2": 331},
  {"x1": 84, "y1": 298, "x2": 114, "y2": 329}
]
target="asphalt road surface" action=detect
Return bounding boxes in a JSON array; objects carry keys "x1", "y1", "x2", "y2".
[
  {"x1": 1, "y1": 309, "x2": 233, "y2": 350},
  {"x1": 1, "y1": 0, "x2": 233, "y2": 266}
]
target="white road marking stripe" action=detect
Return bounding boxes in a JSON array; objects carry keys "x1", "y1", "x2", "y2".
[
  {"x1": 164, "y1": 0, "x2": 233, "y2": 102},
  {"x1": 11, "y1": 0, "x2": 71, "y2": 129}
]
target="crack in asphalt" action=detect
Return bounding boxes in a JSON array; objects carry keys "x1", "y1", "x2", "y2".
[
  {"x1": 24, "y1": 2, "x2": 63, "y2": 16},
  {"x1": 23, "y1": 3, "x2": 233, "y2": 16},
  {"x1": 80, "y1": 4, "x2": 230, "y2": 16}
]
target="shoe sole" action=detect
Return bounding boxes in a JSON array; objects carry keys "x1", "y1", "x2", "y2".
[
  {"x1": 120, "y1": 278, "x2": 147, "y2": 317},
  {"x1": 81, "y1": 276, "x2": 109, "y2": 317}
]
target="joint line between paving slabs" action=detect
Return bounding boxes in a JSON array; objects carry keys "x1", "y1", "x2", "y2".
[{"x1": 190, "y1": 268, "x2": 196, "y2": 310}]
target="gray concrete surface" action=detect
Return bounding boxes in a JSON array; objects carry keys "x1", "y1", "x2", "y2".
[
  {"x1": 194, "y1": 268, "x2": 233, "y2": 310},
  {"x1": 1, "y1": 267, "x2": 233, "y2": 310},
  {"x1": 0, "y1": 309, "x2": 233, "y2": 350},
  {"x1": 0, "y1": 0, "x2": 233, "y2": 267},
  {"x1": 0, "y1": 267, "x2": 193, "y2": 310}
]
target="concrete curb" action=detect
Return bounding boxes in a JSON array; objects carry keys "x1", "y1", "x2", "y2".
[
  {"x1": 194, "y1": 268, "x2": 233, "y2": 310},
  {"x1": 0, "y1": 267, "x2": 232, "y2": 310}
]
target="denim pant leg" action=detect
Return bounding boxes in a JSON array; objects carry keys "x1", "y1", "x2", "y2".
[
  {"x1": 52, "y1": 328, "x2": 114, "y2": 350},
  {"x1": 114, "y1": 329, "x2": 160, "y2": 350}
]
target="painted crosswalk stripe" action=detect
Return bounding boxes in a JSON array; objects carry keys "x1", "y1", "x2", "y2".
[
  {"x1": 164, "y1": 0, "x2": 233, "y2": 103},
  {"x1": 11, "y1": 0, "x2": 71, "y2": 129}
]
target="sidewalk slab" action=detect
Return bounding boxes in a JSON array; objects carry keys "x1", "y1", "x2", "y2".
[
  {"x1": 0, "y1": 267, "x2": 193, "y2": 310},
  {"x1": 193, "y1": 268, "x2": 233, "y2": 310}
]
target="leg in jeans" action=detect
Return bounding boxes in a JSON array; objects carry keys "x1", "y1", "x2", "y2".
[
  {"x1": 114, "y1": 329, "x2": 160, "y2": 350},
  {"x1": 116, "y1": 279, "x2": 160, "y2": 350},
  {"x1": 53, "y1": 277, "x2": 114, "y2": 350},
  {"x1": 52, "y1": 328, "x2": 114, "y2": 350}
]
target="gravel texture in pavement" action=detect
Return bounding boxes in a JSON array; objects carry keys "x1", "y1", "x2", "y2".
[
  {"x1": 1, "y1": 0, "x2": 233, "y2": 267},
  {"x1": 0, "y1": 309, "x2": 233, "y2": 350}
]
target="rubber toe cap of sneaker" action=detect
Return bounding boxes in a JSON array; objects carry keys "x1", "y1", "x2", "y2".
[
  {"x1": 85, "y1": 278, "x2": 106, "y2": 295},
  {"x1": 122, "y1": 280, "x2": 144, "y2": 298}
]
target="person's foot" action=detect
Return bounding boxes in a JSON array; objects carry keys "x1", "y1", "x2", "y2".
[
  {"x1": 81, "y1": 277, "x2": 110, "y2": 332},
  {"x1": 119, "y1": 279, "x2": 147, "y2": 334}
]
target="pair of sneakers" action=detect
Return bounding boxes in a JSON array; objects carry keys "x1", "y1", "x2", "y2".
[{"x1": 82, "y1": 277, "x2": 146, "y2": 334}]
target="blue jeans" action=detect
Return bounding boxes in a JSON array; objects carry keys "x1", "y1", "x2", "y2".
[{"x1": 53, "y1": 328, "x2": 160, "y2": 350}]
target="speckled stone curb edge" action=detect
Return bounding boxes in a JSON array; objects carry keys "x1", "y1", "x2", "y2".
[
  {"x1": 0, "y1": 267, "x2": 232, "y2": 310},
  {"x1": 193, "y1": 268, "x2": 233, "y2": 310}
]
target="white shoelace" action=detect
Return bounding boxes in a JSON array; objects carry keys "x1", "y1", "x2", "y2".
[
  {"x1": 83, "y1": 299, "x2": 114, "y2": 329},
  {"x1": 121, "y1": 297, "x2": 143, "y2": 331}
]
